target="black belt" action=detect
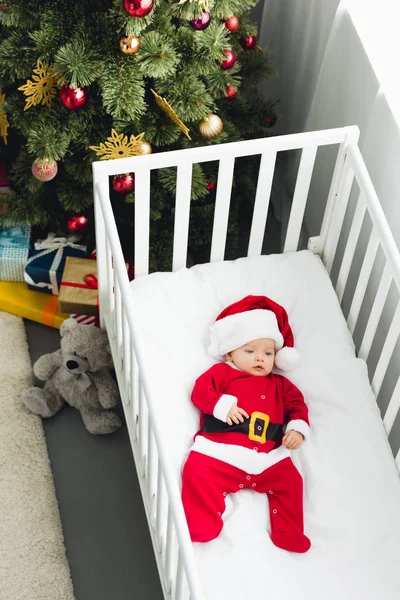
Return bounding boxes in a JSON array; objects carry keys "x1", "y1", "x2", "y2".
[{"x1": 202, "y1": 412, "x2": 283, "y2": 444}]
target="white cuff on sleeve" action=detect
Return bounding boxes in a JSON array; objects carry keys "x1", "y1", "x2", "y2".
[
  {"x1": 213, "y1": 394, "x2": 237, "y2": 422},
  {"x1": 286, "y1": 419, "x2": 310, "y2": 440}
]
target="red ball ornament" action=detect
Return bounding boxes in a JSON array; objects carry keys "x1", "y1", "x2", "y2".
[
  {"x1": 60, "y1": 86, "x2": 87, "y2": 111},
  {"x1": 68, "y1": 215, "x2": 89, "y2": 233},
  {"x1": 112, "y1": 173, "x2": 135, "y2": 195},
  {"x1": 31, "y1": 158, "x2": 58, "y2": 182},
  {"x1": 243, "y1": 35, "x2": 257, "y2": 49},
  {"x1": 123, "y1": 0, "x2": 153, "y2": 17},
  {"x1": 224, "y1": 16, "x2": 239, "y2": 32},
  {"x1": 191, "y1": 12, "x2": 210, "y2": 30},
  {"x1": 221, "y1": 49, "x2": 236, "y2": 70},
  {"x1": 225, "y1": 85, "x2": 237, "y2": 99},
  {"x1": 206, "y1": 181, "x2": 216, "y2": 191},
  {"x1": 266, "y1": 113, "x2": 277, "y2": 128}
]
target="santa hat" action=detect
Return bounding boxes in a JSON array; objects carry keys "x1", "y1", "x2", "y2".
[{"x1": 208, "y1": 295, "x2": 299, "y2": 371}]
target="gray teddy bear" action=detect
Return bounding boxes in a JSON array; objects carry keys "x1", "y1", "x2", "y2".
[{"x1": 22, "y1": 318, "x2": 121, "y2": 434}]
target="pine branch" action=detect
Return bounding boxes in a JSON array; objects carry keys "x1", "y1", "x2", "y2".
[
  {"x1": 211, "y1": 0, "x2": 259, "y2": 19},
  {"x1": 136, "y1": 31, "x2": 181, "y2": 79},
  {"x1": 202, "y1": 63, "x2": 241, "y2": 97},
  {"x1": 158, "y1": 163, "x2": 208, "y2": 201},
  {"x1": 26, "y1": 119, "x2": 71, "y2": 161},
  {"x1": 155, "y1": 76, "x2": 215, "y2": 122},
  {"x1": 99, "y1": 58, "x2": 147, "y2": 120},
  {"x1": 57, "y1": 178, "x2": 93, "y2": 211},
  {"x1": 193, "y1": 22, "x2": 231, "y2": 61},
  {"x1": 0, "y1": 31, "x2": 36, "y2": 83},
  {"x1": 54, "y1": 39, "x2": 102, "y2": 88}
]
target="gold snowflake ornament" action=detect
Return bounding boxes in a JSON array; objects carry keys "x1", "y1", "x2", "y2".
[
  {"x1": 18, "y1": 59, "x2": 59, "y2": 111},
  {"x1": 151, "y1": 89, "x2": 191, "y2": 140},
  {"x1": 0, "y1": 89, "x2": 8, "y2": 144},
  {"x1": 89, "y1": 129, "x2": 145, "y2": 160}
]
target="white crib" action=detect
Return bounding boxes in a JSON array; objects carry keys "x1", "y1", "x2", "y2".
[{"x1": 92, "y1": 126, "x2": 400, "y2": 600}]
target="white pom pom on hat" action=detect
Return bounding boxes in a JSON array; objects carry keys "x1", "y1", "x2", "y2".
[{"x1": 208, "y1": 295, "x2": 300, "y2": 371}]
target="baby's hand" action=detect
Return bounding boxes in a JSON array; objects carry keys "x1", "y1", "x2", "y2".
[
  {"x1": 227, "y1": 404, "x2": 249, "y2": 426},
  {"x1": 282, "y1": 430, "x2": 304, "y2": 449}
]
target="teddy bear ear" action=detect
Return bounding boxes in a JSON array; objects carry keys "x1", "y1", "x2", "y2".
[{"x1": 60, "y1": 318, "x2": 79, "y2": 337}]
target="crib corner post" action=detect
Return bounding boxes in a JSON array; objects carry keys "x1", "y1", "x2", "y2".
[{"x1": 92, "y1": 161, "x2": 109, "y2": 330}]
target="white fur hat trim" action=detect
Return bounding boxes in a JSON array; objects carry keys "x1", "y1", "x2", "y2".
[{"x1": 208, "y1": 309, "x2": 284, "y2": 360}]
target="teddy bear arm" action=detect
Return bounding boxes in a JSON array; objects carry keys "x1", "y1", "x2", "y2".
[
  {"x1": 33, "y1": 349, "x2": 62, "y2": 381},
  {"x1": 92, "y1": 370, "x2": 120, "y2": 409}
]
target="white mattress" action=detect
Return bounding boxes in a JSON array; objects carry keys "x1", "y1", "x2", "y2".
[{"x1": 130, "y1": 250, "x2": 400, "y2": 600}]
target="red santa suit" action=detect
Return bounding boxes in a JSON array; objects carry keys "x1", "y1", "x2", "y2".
[{"x1": 181, "y1": 295, "x2": 311, "y2": 553}]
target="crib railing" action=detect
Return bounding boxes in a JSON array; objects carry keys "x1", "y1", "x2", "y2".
[{"x1": 93, "y1": 126, "x2": 400, "y2": 599}]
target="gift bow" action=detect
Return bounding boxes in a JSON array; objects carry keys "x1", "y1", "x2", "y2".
[
  {"x1": 34, "y1": 233, "x2": 86, "y2": 253},
  {"x1": 84, "y1": 273, "x2": 98, "y2": 289},
  {"x1": 26, "y1": 233, "x2": 86, "y2": 295}
]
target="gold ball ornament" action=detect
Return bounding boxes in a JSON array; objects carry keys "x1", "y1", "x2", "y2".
[
  {"x1": 119, "y1": 35, "x2": 141, "y2": 55},
  {"x1": 139, "y1": 141, "x2": 152, "y2": 155},
  {"x1": 199, "y1": 114, "x2": 223, "y2": 139}
]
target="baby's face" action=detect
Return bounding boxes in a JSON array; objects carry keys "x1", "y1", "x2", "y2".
[{"x1": 226, "y1": 338, "x2": 275, "y2": 376}]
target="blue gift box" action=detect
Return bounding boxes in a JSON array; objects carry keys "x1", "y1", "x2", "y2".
[
  {"x1": 0, "y1": 224, "x2": 31, "y2": 282},
  {"x1": 24, "y1": 234, "x2": 87, "y2": 295}
]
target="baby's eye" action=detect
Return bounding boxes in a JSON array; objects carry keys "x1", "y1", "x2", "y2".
[
  {"x1": 265, "y1": 352, "x2": 272, "y2": 356},
  {"x1": 245, "y1": 349, "x2": 254, "y2": 354}
]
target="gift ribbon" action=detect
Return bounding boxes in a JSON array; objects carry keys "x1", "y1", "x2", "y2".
[
  {"x1": 25, "y1": 233, "x2": 86, "y2": 295},
  {"x1": 60, "y1": 273, "x2": 98, "y2": 290},
  {"x1": 60, "y1": 273, "x2": 99, "y2": 325}
]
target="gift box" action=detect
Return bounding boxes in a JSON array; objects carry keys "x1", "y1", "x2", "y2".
[
  {"x1": 0, "y1": 224, "x2": 31, "y2": 282},
  {"x1": 24, "y1": 234, "x2": 86, "y2": 295},
  {"x1": 59, "y1": 257, "x2": 99, "y2": 316},
  {"x1": 0, "y1": 281, "x2": 70, "y2": 328}
]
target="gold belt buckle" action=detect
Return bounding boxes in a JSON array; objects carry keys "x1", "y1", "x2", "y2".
[{"x1": 249, "y1": 412, "x2": 270, "y2": 444}]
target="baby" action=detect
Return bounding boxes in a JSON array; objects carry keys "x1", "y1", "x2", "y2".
[{"x1": 181, "y1": 295, "x2": 311, "y2": 553}]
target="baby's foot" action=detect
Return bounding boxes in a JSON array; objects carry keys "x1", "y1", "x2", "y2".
[{"x1": 271, "y1": 532, "x2": 311, "y2": 553}]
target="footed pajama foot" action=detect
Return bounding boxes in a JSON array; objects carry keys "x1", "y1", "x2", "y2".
[{"x1": 271, "y1": 532, "x2": 311, "y2": 553}]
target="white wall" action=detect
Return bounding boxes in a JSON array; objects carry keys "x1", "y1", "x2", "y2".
[{"x1": 259, "y1": 1, "x2": 400, "y2": 454}]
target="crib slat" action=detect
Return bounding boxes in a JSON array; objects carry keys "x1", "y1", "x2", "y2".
[
  {"x1": 383, "y1": 376, "x2": 400, "y2": 436},
  {"x1": 347, "y1": 230, "x2": 379, "y2": 335},
  {"x1": 105, "y1": 240, "x2": 114, "y2": 320},
  {"x1": 122, "y1": 312, "x2": 131, "y2": 402},
  {"x1": 114, "y1": 270, "x2": 123, "y2": 358},
  {"x1": 358, "y1": 264, "x2": 392, "y2": 362},
  {"x1": 138, "y1": 383, "x2": 146, "y2": 476},
  {"x1": 396, "y1": 448, "x2": 400, "y2": 472},
  {"x1": 283, "y1": 146, "x2": 318, "y2": 252},
  {"x1": 175, "y1": 551, "x2": 184, "y2": 600},
  {"x1": 324, "y1": 154, "x2": 354, "y2": 274},
  {"x1": 131, "y1": 352, "x2": 139, "y2": 434},
  {"x1": 135, "y1": 168, "x2": 151, "y2": 277},
  {"x1": 372, "y1": 303, "x2": 400, "y2": 397},
  {"x1": 164, "y1": 508, "x2": 173, "y2": 594},
  {"x1": 210, "y1": 157, "x2": 235, "y2": 262},
  {"x1": 247, "y1": 151, "x2": 277, "y2": 257},
  {"x1": 173, "y1": 163, "x2": 193, "y2": 271},
  {"x1": 155, "y1": 460, "x2": 164, "y2": 551},
  {"x1": 335, "y1": 193, "x2": 366, "y2": 304}
]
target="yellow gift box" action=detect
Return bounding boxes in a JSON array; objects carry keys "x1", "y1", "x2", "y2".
[{"x1": 0, "y1": 281, "x2": 70, "y2": 328}]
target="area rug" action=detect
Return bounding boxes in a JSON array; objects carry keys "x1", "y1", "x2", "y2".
[{"x1": 0, "y1": 311, "x2": 75, "y2": 600}]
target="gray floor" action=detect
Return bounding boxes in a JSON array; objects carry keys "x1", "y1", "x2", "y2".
[
  {"x1": 24, "y1": 320, "x2": 163, "y2": 600},
  {"x1": 23, "y1": 208, "x2": 281, "y2": 600}
]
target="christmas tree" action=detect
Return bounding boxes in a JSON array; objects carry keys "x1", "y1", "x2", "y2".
[{"x1": 0, "y1": 0, "x2": 278, "y2": 270}]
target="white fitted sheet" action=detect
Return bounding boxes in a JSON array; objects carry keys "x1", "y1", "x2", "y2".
[{"x1": 129, "y1": 250, "x2": 400, "y2": 600}]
